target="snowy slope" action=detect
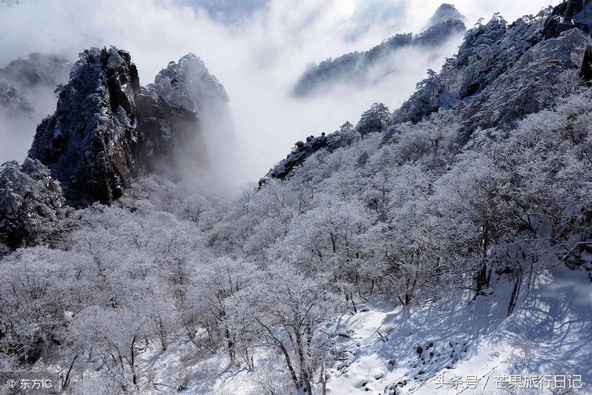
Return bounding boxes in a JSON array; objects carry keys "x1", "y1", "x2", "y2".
[
  {"x1": 74, "y1": 266, "x2": 589, "y2": 394},
  {"x1": 324, "y1": 267, "x2": 592, "y2": 395}
]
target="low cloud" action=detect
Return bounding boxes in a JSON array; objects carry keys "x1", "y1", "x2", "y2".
[{"x1": 0, "y1": 0, "x2": 560, "y2": 183}]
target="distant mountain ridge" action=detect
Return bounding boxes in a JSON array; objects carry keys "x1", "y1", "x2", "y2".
[
  {"x1": 292, "y1": 4, "x2": 466, "y2": 97},
  {"x1": 0, "y1": 53, "x2": 70, "y2": 119},
  {"x1": 270, "y1": 0, "x2": 592, "y2": 181}
]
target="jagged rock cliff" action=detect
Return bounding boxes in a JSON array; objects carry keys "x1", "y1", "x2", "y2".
[
  {"x1": 0, "y1": 48, "x2": 231, "y2": 253},
  {"x1": 151, "y1": 54, "x2": 228, "y2": 114},
  {"x1": 543, "y1": 0, "x2": 592, "y2": 39},
  {"x1": 28, "y1": 49, "x2": 229, "y2": 205},
  {"x1": 0, "y1": 158, "x2": 66, "y2": 254},
  {"x1": 292, "y1": 4, "x2": 466, "y2": 97},
  {"x1": 29, "y1": 48, "x2": 142, "y2": 205}
]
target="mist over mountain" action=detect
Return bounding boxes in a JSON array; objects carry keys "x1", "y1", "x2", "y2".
[
  {"x1": 292, "y1": 4, "x2": 466, "y2": 98},
  {"x1": 0, "y1": 0, "x2": 562, "y2": 179},
  {"x1": 180, "y1": 0, "x2": 269, "y2": 23},
  {"x1": 0, "y1": 53, "x2": 70, "y2": 165},
  {"x1": 0, "y1": 1, "x2": 591, "y2": 394}
]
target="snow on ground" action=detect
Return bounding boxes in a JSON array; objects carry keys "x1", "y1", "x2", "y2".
[
  {"x1": 59, "y1": 266, "x2": 590, "y2": 394},
  {"x1": 325, "y1": 267, "x2": 592, "y2": 395}
]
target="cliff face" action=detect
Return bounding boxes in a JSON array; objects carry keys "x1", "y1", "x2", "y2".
[
  {"x1": 543, "y1": 0, "x2": 592, "y2": 38},
  {"x1": 28, "y1": 49, "x2": 230, "y2": 206},
  {"x1": 1, "y1": 48, "x2": 232, "y2": 253},
  {"x1": 29, "y1": 48, "x2": 142, "y2": 205}
]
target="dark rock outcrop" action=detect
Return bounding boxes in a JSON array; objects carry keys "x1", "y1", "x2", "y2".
[
  {"x1": 266, "y1": 122, "x2": 361, "y2": 181},
  {"x1": 0, "y1": 48, "x2": 232, "y2": 255},
  {"x1": 29, "y1": 48, "x2": 142, "y2": 205},
  {"x1": 135, "y1": 89, "x2": 199, "y2": 174},
  {"x1": 457, "y1": 28, "x2": 589, "y2": 143},
  {"x1": 543, "y1": 0, "x2": 592, "y2": 39},
  {"x1": 27, "y1": 48, "x2": 231, "y2": 206},
  {"x1": 580, "y1": 46, "x2": 592, "y2": 81},
  {"x1": 292, "y1": 4, "x2": 466, "y2": 97},
  {"x1": 428, "y1": 3, "x2": 465, "y2": 27},
  {"x1": 0, "y1": 158, "x2": 66, "y2": 254},
  {"x1": 267, "y1": 102, "x2": 390, "y2": 180}
]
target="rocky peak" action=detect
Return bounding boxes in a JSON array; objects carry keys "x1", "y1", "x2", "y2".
[
  {"x1": 428, "y1": 4, "x2": 465, "y2": 27},
  {"x1": 1, "y1": 47, "x2": 232, "y2": 254},
  {"x1": 25, "y1": 48, "x2": 230, "y2": 206},
  {"x1": 29, "y1": 47, "x2": 141, "y2": 205},
  {"x1": 151, "y1": 53, "x2": 228, "y2": 113},
  {"x1": 554, "y1": 0, "x2": 591, "y2": 21},
  {"x1": 136, "y1": 53, "x2": 231, "y2": 175}
]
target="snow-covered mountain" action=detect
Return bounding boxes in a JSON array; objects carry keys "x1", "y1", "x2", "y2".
[
  {"x1": 292, "y1": 4, "x2": 466, "y2": 97},
  {"x1": 0, "y1": 1, "x2": 591, "y2": 394},
  {"x1": 271, "y1": 0, "x2": 592, "y2": 182}
]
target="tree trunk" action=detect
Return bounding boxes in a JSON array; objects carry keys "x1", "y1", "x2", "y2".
[
  {"x1": 507, "y1": 270, "x2": 523, "y2": 317},
  {"x1": 61, "y1": 354, "x2": 79, "y2": 390},
  {"x1": 320, "y1": 359, "x2": 327, "y2": 395},
  {"x1": 473, "y1": 261, "x2": 490, "y2": 299},
  {"x1": 226, "y1": 329, "x2": 235, "y2": 364},
  {"x1": 295, "y1": 329, "x2": 313, "y2": 394}
]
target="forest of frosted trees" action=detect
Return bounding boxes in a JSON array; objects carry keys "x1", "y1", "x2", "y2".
[
  {"x1": 1, "y1": 86, "x2": 591, "y2": 391},
  {"x1": 1, "y1": 1, "x2": 592, "y2": 393}
]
